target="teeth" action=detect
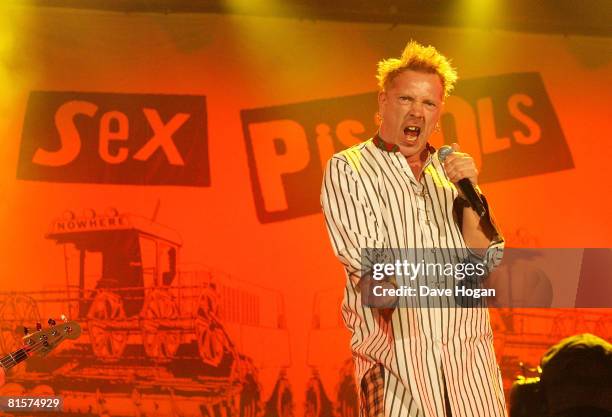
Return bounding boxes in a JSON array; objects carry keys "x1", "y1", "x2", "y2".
[{"x1": 404, "y1": 126, "x2": 421, "y2": 135}]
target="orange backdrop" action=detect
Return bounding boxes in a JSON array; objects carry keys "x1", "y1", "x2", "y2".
[{"x1": 0, "y1": 5, "x2": 611, "y2": 416}]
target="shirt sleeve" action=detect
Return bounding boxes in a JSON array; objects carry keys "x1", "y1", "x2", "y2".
[{"x1": 320, "y1": 156, "x2": 388, "y2": 283}]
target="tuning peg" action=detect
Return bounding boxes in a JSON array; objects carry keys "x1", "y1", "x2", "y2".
[
  {"x1": 48, "y1": 318, "x2": 56, "y2": 326},
  {"x1": 36, "y1": 322, "x2": 42, "y2": 331},
  {"x1": 23, "y1": 327, "x2": 29, "y2": 335}
]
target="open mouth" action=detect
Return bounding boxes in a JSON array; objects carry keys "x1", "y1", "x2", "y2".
[{"x1": 403, "y1": 125, "x2": 421, "y2": 141}]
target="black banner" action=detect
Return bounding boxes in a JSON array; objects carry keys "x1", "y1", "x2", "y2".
[
  {"x1": 17, "y1": 91, "x2": 210, "y2": 186},
  {"x1": 242, "y1": 72, "x2": 573, "y2": 223}
]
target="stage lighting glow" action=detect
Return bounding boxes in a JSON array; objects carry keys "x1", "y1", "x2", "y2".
[
  {"x1": 223, "y1": 0, "x2": 294, "y2": 16},
  {"x1": 0, "y1": 7, "x2": 17, "y2": 103},
  {"x1": 0, "y1": 4, "x2": 33, "y2": 114},
  {"x1": 453, "y1": 0, "x2": 501, "y2": 28}
]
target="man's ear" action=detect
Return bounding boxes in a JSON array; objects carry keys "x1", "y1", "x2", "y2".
[{"x1": 378, "y1": 90, "x2": 386, "y2": 112}]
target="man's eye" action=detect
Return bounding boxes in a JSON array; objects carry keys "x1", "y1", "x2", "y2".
[{"x1": 425, "y1": 102, "x2": 436, "y2": 108}]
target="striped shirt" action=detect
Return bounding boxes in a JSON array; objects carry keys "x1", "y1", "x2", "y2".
[{"x1": 321, "y1": 137, "x2": 507, "y2": 417}]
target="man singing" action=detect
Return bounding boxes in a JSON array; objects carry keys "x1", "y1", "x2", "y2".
[{"x1": 321, "y1": 41, "x2": 506, "y2": 417}]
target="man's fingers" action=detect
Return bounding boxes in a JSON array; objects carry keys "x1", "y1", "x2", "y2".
[
  {"x1": 443, "y1": 145, "x2": 479, "y2": 184},
  {"x1": 444, "y1": 156, "x2": 473, "y2": 172},
  {"x1": 445, "y1": 158, "x2": 478, "y2": 183}
]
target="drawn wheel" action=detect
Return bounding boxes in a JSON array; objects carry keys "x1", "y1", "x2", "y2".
[
  {"x1": 87, "y1": 291, "x2": 127, "y2": 361},
  {"x1": 304, "y1": 377, "x2": 322, "y2": 417},
  {"x1": 0, "y1": 294, "x2": 41, "y2": 374},
  {"x1": 30, "y1": 385, "x2": 55, "y2": 396},
  {"x1": 195, "y1": 320, "x2": 229, "y2": 367},
  {"x1": 336, "y1": 374, "x2": 358, "y2": 417},
  {"x1": 0, "y1": 383, "x2": 26, "y2": 396},
  {"x1": 275, "y1": 377, "x2": 293, "y2": 417},
  {"x1": 141, "y1": 290, "x2": 180, "y2": 361},
  {"x1": 194, "y1": 292, "x2": 230, "y2": 367},
  {"x1": 304, "y1": 372, "x2": 334, "y2": 417},
  {"x1": 240, "y1": 371, "x2": 261, "y2": 417}
]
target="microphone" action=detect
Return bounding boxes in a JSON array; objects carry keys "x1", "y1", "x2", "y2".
[{"x1": 438, "y1": 145, "x2": 486, "y2": 217}]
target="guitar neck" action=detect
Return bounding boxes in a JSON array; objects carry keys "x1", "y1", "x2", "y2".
[
  {"x1": 0, "y1": 348, "x2": 29, "y2": 371},
  {"x1": 0, "y1": 320, "x2": 81, "y2": 372}
]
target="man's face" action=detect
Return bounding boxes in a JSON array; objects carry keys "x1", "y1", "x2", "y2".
[{"x1": 378, "y1": 70, "x2": 444, "y2": 159}]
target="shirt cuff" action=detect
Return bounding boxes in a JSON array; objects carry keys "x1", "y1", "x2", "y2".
[{"x1": 462, "y1": 193, "x2": 505, "y2": 272}]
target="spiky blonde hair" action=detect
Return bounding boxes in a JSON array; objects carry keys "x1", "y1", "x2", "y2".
[{"x1": 376, "y1": 40, "x2": 458, "y2": 98}]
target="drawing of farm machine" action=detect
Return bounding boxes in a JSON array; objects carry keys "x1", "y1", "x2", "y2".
[{"x1": 0, "y1": 208, "x2": 293, "y2": 416}]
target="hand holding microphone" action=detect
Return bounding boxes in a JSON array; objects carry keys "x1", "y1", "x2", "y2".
[{"x1": 438, "y1": 143, "x2": 486, "y2": 217}]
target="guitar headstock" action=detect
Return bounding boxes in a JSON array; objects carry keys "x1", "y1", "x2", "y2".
[{"x1": 22, "y1": 319, "x2": 81, "y2": 357}]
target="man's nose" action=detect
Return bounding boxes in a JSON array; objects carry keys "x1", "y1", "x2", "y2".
[{"x1": 409, "y1": 101, "x2": 424, "y2": 117}]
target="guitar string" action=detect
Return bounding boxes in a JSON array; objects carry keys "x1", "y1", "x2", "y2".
[
  {"x1": 0, "y1": 336, "x2": 64, "y2": 368},
  {"x1": 0, "y1": 332, "x2": 69, "y2": 369},
  {"x1": 0, "y1": 344, "x2": 34, "y2": 365},
  {"x1": 0, "y1": 342, "x2": 45, "y2": 368}
]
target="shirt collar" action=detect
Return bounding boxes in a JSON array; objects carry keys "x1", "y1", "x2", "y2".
[{"x1": 373, "y1": 133, "x2": 437, "y2": 155}]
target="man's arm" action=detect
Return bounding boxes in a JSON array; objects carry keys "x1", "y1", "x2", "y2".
[
  {"x1": 321, "y1": 156, "x2": 385, "y2": 282},
  {"x1": 321, "y1": 156, "x2": 397, "y2": 308},
  {"x1": 457, "y1": 195, "x2": 501, "y2": 256},
  {"x1": 444, "y1": 143, "x2": 504, "y2": 264}
]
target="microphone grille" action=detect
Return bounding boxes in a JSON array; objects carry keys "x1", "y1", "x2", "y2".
[{"x1": 438, "y1": 145, "x2": 453, "y2": 163}]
